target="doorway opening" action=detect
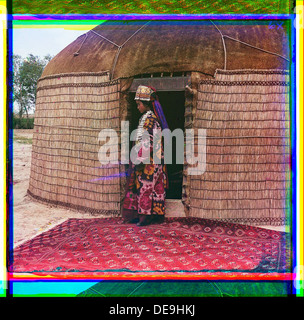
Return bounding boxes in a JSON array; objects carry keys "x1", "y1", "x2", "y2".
[{"x1": 127, "y1": 90, "x2": 186, "y2": 199}]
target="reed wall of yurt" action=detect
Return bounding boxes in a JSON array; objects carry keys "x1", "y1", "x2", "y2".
[
  {"x1": 28, "y1": 71, "x2": 122, "y2": 215},
  {"x1": 188, "y1": 69, "x2": 290, "y2": 225},
  {"x1": 182, "y1": 72, "x2": 213, "y2": 215},
  {"x1": 27, "y1": 20, "x2": 290, "y2": 224}
]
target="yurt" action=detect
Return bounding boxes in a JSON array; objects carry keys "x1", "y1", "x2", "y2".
[{"x1": 28, "y1": 20, "x2": 291, "y2": 226}]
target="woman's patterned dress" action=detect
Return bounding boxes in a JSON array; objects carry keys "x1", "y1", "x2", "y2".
[{"x1": 122, "y1": 111, "x2": 168, "y2": 218}]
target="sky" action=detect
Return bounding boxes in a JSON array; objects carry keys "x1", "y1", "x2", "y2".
[
  {"x1": 13, "y1": 27, "x2": 86, "y2": 58},
  {"x1": 12, "y1": 25, "x2": 95, "y2": 113}
]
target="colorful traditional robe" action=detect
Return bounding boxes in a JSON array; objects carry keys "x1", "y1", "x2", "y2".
[{"x1": 122, "y1": 111, "x2": 168, "y2": 220}]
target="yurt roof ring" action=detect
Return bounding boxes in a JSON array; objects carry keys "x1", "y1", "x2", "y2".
[
  {"x1": 73, "y1": 21, "x2": 151, "y2": 80},
  {"x1": 210, "y1": 20, "x2": 289, "y2": 71}
]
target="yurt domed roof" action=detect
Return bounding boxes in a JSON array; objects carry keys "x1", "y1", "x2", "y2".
[{"x1": 42, "y1": 20, "x2": 289, "y2": 79}]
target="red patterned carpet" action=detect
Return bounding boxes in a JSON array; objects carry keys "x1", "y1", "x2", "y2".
[{"x1": 10, "y1": 217, "x2": 290, "y2": 276}]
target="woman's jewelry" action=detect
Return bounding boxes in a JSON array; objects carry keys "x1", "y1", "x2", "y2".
[{"x1": 136, "y1": 110, "x2": 153, "y2": 143}]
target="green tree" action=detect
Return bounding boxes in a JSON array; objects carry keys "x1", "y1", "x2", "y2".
[{"x1": 13, "y1": 54, "x2": 52, "y2": 118}]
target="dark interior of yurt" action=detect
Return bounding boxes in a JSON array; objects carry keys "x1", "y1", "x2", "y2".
[{"x1": 28, "y1": 20, "x2": 291, "y2": 227}]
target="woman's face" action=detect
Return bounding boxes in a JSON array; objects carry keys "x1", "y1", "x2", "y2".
[{"x1": 136, "y1": 100, "x2": 149, "y2": 114}]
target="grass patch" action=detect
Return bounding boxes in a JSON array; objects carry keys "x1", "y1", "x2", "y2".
[
  {"x1": 14, "y1": 135, "x2": 33, "y2": 144},
  {"x1": 13, "y1": 117, "x2": 34, "y2": 129}
]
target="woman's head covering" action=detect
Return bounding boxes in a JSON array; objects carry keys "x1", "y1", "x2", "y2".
[
  {"x1": 134, "y1": 85, "x2": 154, "y2": 101},
  {"x1": 135, "y1": 85, "x2": 169, "y2": 130}
]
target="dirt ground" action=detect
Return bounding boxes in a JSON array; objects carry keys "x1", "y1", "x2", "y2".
[
  {"x1": 13, "y1": 129, "x2": 286, "y2": 247},
  {"x1": 12, "y1": 129, "x2": 185, "y2": 247}
]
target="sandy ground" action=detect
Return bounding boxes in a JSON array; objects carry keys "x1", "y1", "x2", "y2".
[
  {"x1": 12, "y1": 130, "x2": 185, "y2": 247},
  {"x1": 13, "y1": 129, "x2": 287, "y2": 248}
]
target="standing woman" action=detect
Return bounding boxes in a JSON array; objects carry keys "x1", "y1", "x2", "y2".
[{"x1": 122, "y1": 85, "x2": 169, "y2": 226}]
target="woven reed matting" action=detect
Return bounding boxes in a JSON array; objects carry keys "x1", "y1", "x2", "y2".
[
  {"x1": 28, "y1": 73, "x2": 121, "y2": 214},
  {"x1": 189, "y1": 69, "x2": 290, "y2": 226}
]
